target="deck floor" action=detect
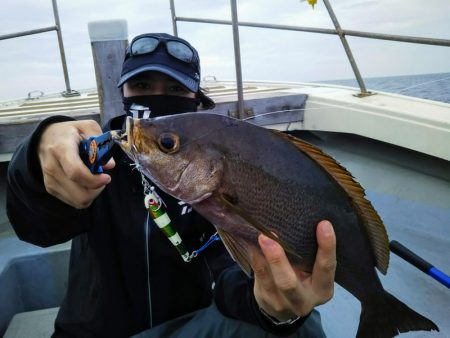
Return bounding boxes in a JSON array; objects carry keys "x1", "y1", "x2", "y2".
[{"x1": 308, "y1": 132, "x2": 450, "y2": 338}]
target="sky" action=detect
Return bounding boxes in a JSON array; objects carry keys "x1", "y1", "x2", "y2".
[{"x1": 0, "y1": 0, "x2": 449, "y2": 101}]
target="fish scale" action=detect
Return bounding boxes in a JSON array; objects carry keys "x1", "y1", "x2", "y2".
[{"x1": 223, "y1": 157, "x2": 321, "y2": 269}]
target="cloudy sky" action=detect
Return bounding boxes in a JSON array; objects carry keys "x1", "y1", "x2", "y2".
[{"x1": 1, "y1": 0, "x2": 449, "y2": 100}]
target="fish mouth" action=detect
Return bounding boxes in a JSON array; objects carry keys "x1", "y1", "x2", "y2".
[
  {"x1": 111, "y1": 129, "x2": 128, "y2": 145},
  {"x1": 113, "y1": 116, "x2": 134, "y2": 154}
]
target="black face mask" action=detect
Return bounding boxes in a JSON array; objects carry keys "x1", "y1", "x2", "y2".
[{"x1": 123, "y1": 95, "x2": 199, "y2": 118}]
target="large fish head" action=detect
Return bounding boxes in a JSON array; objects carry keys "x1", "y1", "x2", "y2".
[{"x1": 118, "y1": 115, "x2": 223, "y2": 204}]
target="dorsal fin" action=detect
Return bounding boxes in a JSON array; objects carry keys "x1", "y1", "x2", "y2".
[{"x1": 273, "y1": 130, "x2": 390, "y2": 274}]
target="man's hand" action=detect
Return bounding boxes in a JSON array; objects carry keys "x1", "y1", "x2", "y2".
[
  {"x1": 252, "y1": 220, "x2": 336, "y2": 321},
  {"x1": 38, "y1": 120, "x2": 115, "y2": 209}
]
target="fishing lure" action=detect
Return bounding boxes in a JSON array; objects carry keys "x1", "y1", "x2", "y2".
[
  {"x1": 137, "y1": 164, "x2": 219, "y2": 262},
  {"x1": 144, "y1": 189, "x2": 191, "y2": 262}
]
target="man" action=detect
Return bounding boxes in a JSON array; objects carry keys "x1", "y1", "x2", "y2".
[{"x1": 7, "y1": 33, "x2": 336, "y2": 337}]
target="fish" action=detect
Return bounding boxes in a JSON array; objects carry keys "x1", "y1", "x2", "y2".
[{"x1": 118, "y1": 113, "x2": 439, "y2": 338}]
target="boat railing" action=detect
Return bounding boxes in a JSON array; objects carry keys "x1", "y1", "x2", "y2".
[
  {"x1": 0, "y1": 0, "x2": 79, "y2": 98},
  {"x1": 169, "y1": 0, "x2": 450, "y2": 117}
]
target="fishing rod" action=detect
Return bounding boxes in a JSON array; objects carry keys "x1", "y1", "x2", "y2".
[{"x1": 390, "y1": 240, "x2": 450, "y2": 289}]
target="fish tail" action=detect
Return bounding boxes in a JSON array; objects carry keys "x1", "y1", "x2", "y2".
[{"x1": 357, "y1": 291, "x2": 439, "y2": 338}]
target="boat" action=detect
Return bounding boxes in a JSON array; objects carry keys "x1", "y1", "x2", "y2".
[{"x1": 0, "y1": 1, "x2": 449, "y2": 337}]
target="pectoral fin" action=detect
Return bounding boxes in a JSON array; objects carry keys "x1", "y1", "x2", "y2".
[{"x1": 216, "y1": 228, "x2": 253, "y2": 276}]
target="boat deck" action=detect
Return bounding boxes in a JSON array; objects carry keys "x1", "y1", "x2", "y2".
[{"x1": 0, "y1": 82, "x2": 449, "y2": 337}]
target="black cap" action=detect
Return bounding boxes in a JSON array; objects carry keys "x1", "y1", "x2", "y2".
[{"x1": 117, "y1": 33, "x2": 201, "y2": 92}]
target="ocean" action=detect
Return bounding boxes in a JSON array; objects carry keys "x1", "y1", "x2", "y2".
[{"x1": 322, "y1": 72, "x2": 450, "y2": 104}]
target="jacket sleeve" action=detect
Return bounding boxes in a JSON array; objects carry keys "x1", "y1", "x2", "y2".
[
  {"x1": 6, "y1": 115, "x2": 89, "y2": 247},
  {"x1": 206, "y1": 239, "x2": 311, "y2": 336}
]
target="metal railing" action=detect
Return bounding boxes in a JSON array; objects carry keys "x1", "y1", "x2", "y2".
[
  {"x1": 169, "y1": 0, "x2": 450, "y2": 117},
  {"x1": 0, "y1": 0, "x2": 79, "y2": 97}
]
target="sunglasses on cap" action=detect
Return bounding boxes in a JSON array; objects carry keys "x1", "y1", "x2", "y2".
[{"x1": 125, "y1": 35, "x2": 196, "y2": 64}]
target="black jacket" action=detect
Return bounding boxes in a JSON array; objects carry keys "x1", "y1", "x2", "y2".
[{"x1": 6, "y1": 115, "x2": 307, "y2": 337}]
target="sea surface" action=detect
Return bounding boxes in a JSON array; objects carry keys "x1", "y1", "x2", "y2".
[{"x1": 322, "y1": 72, "x2": 450, "y2": 104}]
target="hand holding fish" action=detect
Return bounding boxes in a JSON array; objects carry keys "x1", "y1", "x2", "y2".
[
  {"x1": 252, "y1": 220, "x2": 336, "y2": 322},
  {"x1": 38, "y1": 120, "x2": 115, "y2": 209}
]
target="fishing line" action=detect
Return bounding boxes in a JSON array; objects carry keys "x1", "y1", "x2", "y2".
[
  {"x1": 100, "y1": 73, "x2": 450, "y2": 121},
  {"x1": 392, "y1": 75, "x2": 450, "y2": 95},
  {"x1": 100, "y1": 74, "x2": 450, "y2": 140},
  {"x1": 174, "y1": 118, "x2": 243, "y2": 151},
  {"x1": 154, "y1": 70, "x2": 448, "y2": 149},
  {"x1": 240, "y1": 74, "x2": 450, "y2": 125},
  {"x1": 119, "y1": 73, "x2": 450, "y2": 166}
]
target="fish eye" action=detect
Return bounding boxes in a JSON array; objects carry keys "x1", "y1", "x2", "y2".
[{"x1": 158, "y1": 132, "x2": 180, "y2": 154}]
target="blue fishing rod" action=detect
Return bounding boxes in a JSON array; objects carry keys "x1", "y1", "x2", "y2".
[{"x1": 390, "y1": 240, "x2": 450, "y2": 289}]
